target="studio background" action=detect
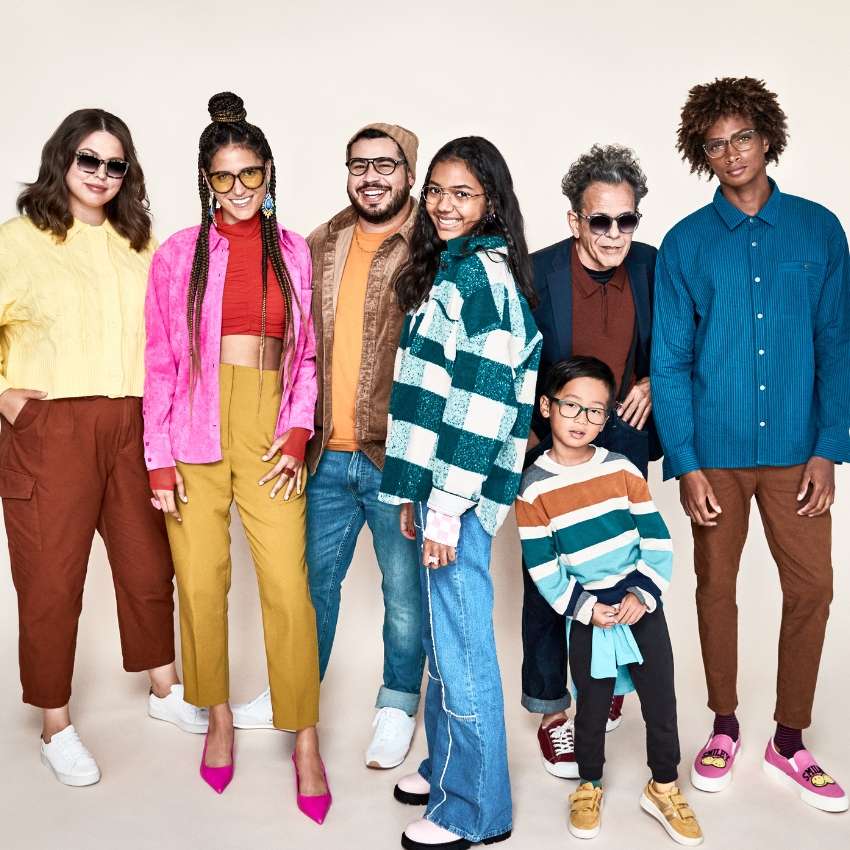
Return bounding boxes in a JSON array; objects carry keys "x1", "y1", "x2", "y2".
[{"x1": 0, "y1": 1, "x2": 848, "y2": 848}]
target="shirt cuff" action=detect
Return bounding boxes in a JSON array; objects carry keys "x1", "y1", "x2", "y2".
[
  {"x1": 574, "y1": 593, "x2": 598, "y2": 625},
  {"x1": 427, "y1": 487, "x2": 476, "y2": 517},
  {"x1": 281, "y1": 427, "x2": 310, "y2": 462},
  {"x1": 626, "y1": 586, "x2": 657, "y2": 613},
  {"x1": 148, "y1": 467, "x2": 177, "y2": 490},
  {"x1": 424, "y1": 509, "x2": 462, "y2": 548}
]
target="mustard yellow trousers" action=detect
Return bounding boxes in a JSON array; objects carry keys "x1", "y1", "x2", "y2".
[{"x1": 166, "y1": 365, "x2": 319, "y2": 729}]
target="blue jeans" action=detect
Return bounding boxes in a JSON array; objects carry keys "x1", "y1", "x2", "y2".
[
  {"x1": 306, "y1": 450, "x2": 424, "y2": 714},
  {"x1": 414, "y1": 503, "x2": 512, "y2": 842}
]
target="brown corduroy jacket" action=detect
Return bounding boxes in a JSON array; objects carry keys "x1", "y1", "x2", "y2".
[{"x1": 304, "y1": 200, "x2": 417, "y2": 473}]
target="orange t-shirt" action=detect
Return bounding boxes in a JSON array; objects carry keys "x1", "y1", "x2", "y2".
[{"x1": 327, "y1": 225, "x2": 393, "y2": 451}]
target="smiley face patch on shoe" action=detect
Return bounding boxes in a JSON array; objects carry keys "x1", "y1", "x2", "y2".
[
  {"x1": 700, "y1": 748, "x2": 729, "y2": 769},
  {"x1": 803, "y1": 765, "x2": 836, "y2": 787}
]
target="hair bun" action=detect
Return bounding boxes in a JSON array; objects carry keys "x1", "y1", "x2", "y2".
[{"x1": 208, "y1": 92, "x2": 247, "y2": 124}]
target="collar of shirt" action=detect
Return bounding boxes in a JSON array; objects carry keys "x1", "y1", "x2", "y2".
[
  {"x1": 712, "y1": 177, "x2": 782, "y2": 230},
  {"x1": 64, "y1": 217, "x2": 121, "y2": 243},
  {"x1": 571, "y1": 242, "x2": 627, "y2": 298}
]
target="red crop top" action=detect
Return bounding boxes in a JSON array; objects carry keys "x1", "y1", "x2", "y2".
[{"x1": 217, "y1": 210, "x2": 285, "y2": 338}]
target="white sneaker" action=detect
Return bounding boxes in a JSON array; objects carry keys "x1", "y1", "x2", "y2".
[
  {"x1": 231, "y1": 688, "x2": 292, "y2": 731},
  {"x1": 148, "y1": 684, "x2": 209, "y2": 734},
  {"x1": 366, "y1": 707, "x2": 416, "y2": 769},
  {"x1": 40, "y1": 725, "x2": 101, "y2": 787}
]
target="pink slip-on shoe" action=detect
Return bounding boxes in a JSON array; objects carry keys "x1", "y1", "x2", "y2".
[
  {"x1": 292, "y1": 753, "x2": 332, "y2": 824},
  {"x1": 690, "y1": 732, "x2": 741, "y2": 792},
  {"x1": 762, "y1": 739, "x2": 849, "y2": 812},
  {"x1": 200, "y1": 733, "x2": 234, "y2": 794}
]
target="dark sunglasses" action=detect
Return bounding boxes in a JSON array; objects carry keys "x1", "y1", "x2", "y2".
[
  {"x1": 576, "y1": 211, "x2": 642, "y2": 236},
  {"x1": 75, "y1": 151, "x2": 129, "y2": 179},
  {"x1": 207, "y1": 166, "x2": 266, "y2": 194}
]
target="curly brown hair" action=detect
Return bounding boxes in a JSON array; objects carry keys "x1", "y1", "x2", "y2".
[{"x1": 676, "y1": 77, "x2": 788, "y2": 180}]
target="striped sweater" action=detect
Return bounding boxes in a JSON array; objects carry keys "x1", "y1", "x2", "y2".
[
  {"x1": 379, "y1": 235, "x2": 542, "y2": 536},
  {"x1": 516, "y1": 447, "x2": 672, "y2": 624}
]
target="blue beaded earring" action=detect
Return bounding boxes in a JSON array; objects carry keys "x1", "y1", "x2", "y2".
[{"x1": 261, "y1": 186, "x2": 275, "y2": 219}]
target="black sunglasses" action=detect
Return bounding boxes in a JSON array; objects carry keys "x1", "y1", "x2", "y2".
[
  {"x1": 75, "y1": 151, "x2": 129, "y2": 180},
  {"x1": 576, "y1": 211, "x2": 642, "y2": 236}
]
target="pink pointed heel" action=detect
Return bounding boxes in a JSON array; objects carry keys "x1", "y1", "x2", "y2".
[
  {"x1": 292, "y1": 752, "x2": 332, "y2": 824},
  {"x1": 200, "y1": 732, "x2": 234, "y2": 794}
]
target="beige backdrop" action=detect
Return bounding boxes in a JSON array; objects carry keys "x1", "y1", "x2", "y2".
[{"x1": 0, "y1": 1, "x2": 848, "y2": 848}]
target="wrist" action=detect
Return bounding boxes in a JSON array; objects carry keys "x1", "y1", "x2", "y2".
[{"x1": 424, "y1": 509, "x2": 461, "y2": 548}]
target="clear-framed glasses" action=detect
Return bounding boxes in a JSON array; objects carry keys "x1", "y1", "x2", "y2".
[
  {"x1": 702, "y1": 128, "x2": 759, "y2": 159},
  {"x1": 75, "y1": 151, "x2": 129, "y2": 179},
  {"x1": 207, "y1": 166, "x2": 266, "y2": 193},
  {"x1": 346, "y1": 157, "x2": 406, "y2": 176},
  {"x1": 548, "y1": 397, "x2": 611, "y2": 426},
  {"x1": 421, "y1": 185, "x2": 486, "y2": 208},
  {"x1": 576, "y1": 211, "x2": 642, "y2": 236}
]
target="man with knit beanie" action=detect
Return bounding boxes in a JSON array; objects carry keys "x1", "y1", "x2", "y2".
[{"x1": 231, "y1": 124, "x2": 424, "y2": 769}]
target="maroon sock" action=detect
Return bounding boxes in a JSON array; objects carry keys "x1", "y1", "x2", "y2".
[
  {"x1": 712, "y1": 713, "x2": 739, "y2": 742},
  {"x1": 774, "y1": 724, "x2": 804, "y2": 759}
]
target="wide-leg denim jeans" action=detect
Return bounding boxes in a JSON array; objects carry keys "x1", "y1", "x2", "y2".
[
  {"x1": 306, "y1": 450, "x2": 424, "y2": 714},
  {"x1": 414, "y1": 502, "x2": 512, "y2": 842}
]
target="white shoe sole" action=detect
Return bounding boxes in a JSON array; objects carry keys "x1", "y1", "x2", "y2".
[
  {"x1": 366, "y1": 754, "x2": 407, "y2": 769},
  {"x1": 148, "y1": 701, "x2": 209, "y2": 734},
  {"x1": 639, "y1": 791, "x2": 703, "y2": 846},
  {"x1": 605, "y1": 716, "x2": 621, "y2": 732},
  {"x1": 232, "y1": 717, "x2": 293, "y2": 731},
  {"x1": 41, "y1": 752, "x2": 100, "y2": 787},
  {"x1": 762, "y1": 759, "x2": 850, "y2": 813},
  {"x1": 690, "y1": 741, "x2": 740, "y2": 793},
  {"x1": 568, "y1": 795, "x2": 603, "y2": 839},
  {"x1": 541, "y1": 752, "x2": 580, "y2": 779}
]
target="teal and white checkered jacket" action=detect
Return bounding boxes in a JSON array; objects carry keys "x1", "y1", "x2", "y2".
[{"x1": 379, "y1": 235, "x2": 542, "y2": 536}]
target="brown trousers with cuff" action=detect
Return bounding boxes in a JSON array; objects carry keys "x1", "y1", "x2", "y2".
[
  {"x1": 0, "y1": 397, "x2": 175, "y2": 709},
  {"x1": 692, "y1": 465, "x2": 832, "y2": 730}
]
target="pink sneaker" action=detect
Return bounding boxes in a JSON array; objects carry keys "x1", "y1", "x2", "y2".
[
  {"x1": 762, "y1": 740, "x2": 849, "y2": 812},
  {"x1": 690, "y1": 732, "x2": 741, "y2": 792}
]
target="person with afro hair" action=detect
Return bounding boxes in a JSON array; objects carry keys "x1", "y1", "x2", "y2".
[{"x1": 651, "y1": 77, "x2": 850, "y2": 814}]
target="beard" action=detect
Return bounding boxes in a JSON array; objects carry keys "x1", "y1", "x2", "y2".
[{"x1": 348, "y1": 181, "x2": 411, "y2": 225}]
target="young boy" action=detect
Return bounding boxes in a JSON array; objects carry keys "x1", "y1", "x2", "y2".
[{"x1": 516, "y1": 355, "x2": 703, "y2": 846}]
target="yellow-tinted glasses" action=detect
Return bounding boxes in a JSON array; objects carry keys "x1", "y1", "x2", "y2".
[{"x1": 207, "y1": 166, "x2": 266, "y2": 194}]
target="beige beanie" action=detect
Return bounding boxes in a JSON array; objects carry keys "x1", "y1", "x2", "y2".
[{"x1": 347, "y1": 123, "x2": 419, "y2": 180}]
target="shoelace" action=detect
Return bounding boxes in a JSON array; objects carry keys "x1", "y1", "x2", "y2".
[
  {"x1": 548, "y1": 721, "x2": 575, "y2": 756},
  {"x1": 55, "y1": 731, "x2": 91, "y2": 763},
  {"x1": 373, "y1": 707, "x2": 400, "y2": 742}
]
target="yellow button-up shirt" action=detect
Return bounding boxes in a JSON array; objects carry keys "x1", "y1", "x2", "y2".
[{"x1": 0, "y1": 215, "x2": 157, "y2": 399}]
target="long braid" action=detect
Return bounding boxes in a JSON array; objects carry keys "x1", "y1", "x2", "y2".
[{"x1": 188, "y1": 92, "x2": 302, "y2": 407}]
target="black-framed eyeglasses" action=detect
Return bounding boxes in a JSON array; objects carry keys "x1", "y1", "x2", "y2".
[
  {"x1": 421, "y1": 186, "x2": 486, "y2": 208},
  {"x1": 576, "y1": 211, "x2": 642, "y2": 236},
  {"x1": 547, "y1": 397, "x2": 612, "y2": 426},
  {"x1": 702, "y1": 129, "x2": 759, "y2": 159},
  {"x1": 206, "y1": 166, "x2": 266, "y2": 194},
  {"x1": 75, "y1": 151, "x2": 129, "y2": 180},
  {"x1": 346, "y1": 157, "x2": 406, "y2": 176}
]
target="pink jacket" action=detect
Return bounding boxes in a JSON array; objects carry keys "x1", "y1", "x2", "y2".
[{"x1": 142, "y1": 222, "x2": 316, "y2": 470}]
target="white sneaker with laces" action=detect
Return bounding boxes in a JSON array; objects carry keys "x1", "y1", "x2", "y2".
[
  {"x1": 41, "y1": 725, "x2": 101, "y2": 786},
  {"x1": 231, "y1": 688, "x2": 293, "y2": 731},
  {"x1": 366, "y1": 706, "x2": 416, "y2": 769},
  {"x1": 148, "y1": 684, "x2": 209, "y2": 734}
]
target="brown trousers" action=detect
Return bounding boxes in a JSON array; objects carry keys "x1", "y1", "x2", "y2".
[
  {"x1": 0, "y1": 397, "x2": 175, "y2": 709},
  {"x1": 692, "y1": 466, "x2": 832, "y2": 729}
]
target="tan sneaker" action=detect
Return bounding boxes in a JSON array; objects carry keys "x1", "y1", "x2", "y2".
[
  {"x1": 639, "y1": 782, "x2": 704, "y2": 846},
  {"x1": 568, "y1": 782, "x2": 604, "y2": 839}
]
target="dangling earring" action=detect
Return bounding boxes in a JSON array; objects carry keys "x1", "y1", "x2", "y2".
[
  {"x1": 261, "y1": 186, "x2": 275, "y2": 219},
  {"x1": 485, "y1": 208, "x2": 496, "y2": 224},
  {"x1": 208, "y1": 191, "x2": 218, "y2": 228}
]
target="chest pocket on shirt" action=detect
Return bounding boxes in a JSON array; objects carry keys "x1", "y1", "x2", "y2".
[{"x1": 779, "y1": 261, "x2": 824, "y2": 318}]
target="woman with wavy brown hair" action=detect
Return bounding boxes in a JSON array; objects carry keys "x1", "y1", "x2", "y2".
[
  {"x1": 0, "y1": 109, "x2": 208, "y2": 788},
  {"x1": 144, "y1": 92, "x2": 330, "y2": 821}
]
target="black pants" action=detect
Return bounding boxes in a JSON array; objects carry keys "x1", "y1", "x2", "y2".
[{"x1": 570, "y1": 607, "x2": 680, "y2": 783}]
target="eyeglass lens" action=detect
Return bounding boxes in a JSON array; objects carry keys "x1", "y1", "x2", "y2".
[
  {"x1": 347, "y1": 158, "x2": 400, "y2": 176},
  {"x1": 76, "y1": 153, "x2": 129, "y2": 179},
  {"x1": 209, "y1": 167, "x2": 265, "y2": 193},
  {"x1": 587, "y1": 213, "x2": 640, "y2": 236}
]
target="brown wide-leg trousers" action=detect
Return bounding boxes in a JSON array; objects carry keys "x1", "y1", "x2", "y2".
[
  {"x1": 692, "y1": 465, "x2": 832, "y2": 729},
  {"x1": 0, "y1": 397, "x2": 175, "y2": 709}
]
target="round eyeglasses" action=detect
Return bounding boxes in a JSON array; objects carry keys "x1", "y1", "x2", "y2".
[
  {"x1": 548, "y1": 397, "x2": 611, "y2": 426},
  {"x1": 207, "y1": 166, "x2": 266, "y2": 194},
  {"x1": 702, "y1": 129, "x2": 759, "y2": 159},
  {"x1": 576, "y1": 212, "x2": 642, "y2": 236},
  {"x1": 421, "y1": 186, "x2": 486, "y2": 208}
]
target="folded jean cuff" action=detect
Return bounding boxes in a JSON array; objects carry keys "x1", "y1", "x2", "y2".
[
  {"x1": 521, "y1": 692, "x2": 572, "y2": 714},
  {"x1": 376, "y1": 685, "x2": 420, "y2": 716}
]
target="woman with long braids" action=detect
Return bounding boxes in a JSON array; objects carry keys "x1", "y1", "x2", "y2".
[
  {"x1": 380, "y1": 137, "x2": 542, "y2": 849},
  {"x1": 144, "y1": 92, "x2": 329, "y2": 820},
  {"x1": 0, "y1": 109, "x2": 207, "y2": 788}
]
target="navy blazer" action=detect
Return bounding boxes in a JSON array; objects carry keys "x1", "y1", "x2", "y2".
[{"x1": 529, "y1": 236, "x2": 663, "y2": 461}]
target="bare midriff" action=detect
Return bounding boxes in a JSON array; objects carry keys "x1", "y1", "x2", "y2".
[{"x1": 220, "y1": 334, "x2": 283, "y2": 371}]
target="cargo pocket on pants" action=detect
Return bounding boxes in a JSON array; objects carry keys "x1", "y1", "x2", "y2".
[{"x1": 0, "y1": 468, "x2": 42, "y2": 550}]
